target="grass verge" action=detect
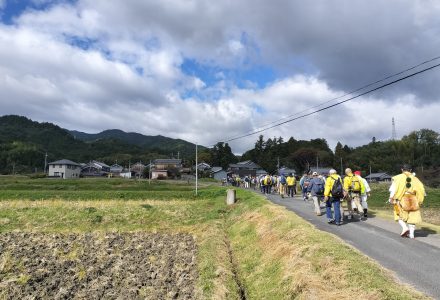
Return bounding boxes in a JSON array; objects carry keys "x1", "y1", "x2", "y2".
[{"x1": 0, "y1": 178, "x2": 431, "y2": 299}]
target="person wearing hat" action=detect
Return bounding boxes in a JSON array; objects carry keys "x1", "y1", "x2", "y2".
[
  {"x1": 324, "y1": 169, "x2": 343, "y2": 225},
  {"x1": 389, "y1": 164, "x2": 425, "y2": 239},
  {"x1": 300, "y1": 172, "x2": 312, "y2": 201},
  {"x1": 308, "y1": 171, "x2": 326, "y2": 215},
  {"x1": 354, "y1": 170, "x2": 371, "y2": 218}
]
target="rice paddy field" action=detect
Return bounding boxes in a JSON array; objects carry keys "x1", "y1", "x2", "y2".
[{"x1": 0, "y1": 177, "x2": 430, "y2": 299}]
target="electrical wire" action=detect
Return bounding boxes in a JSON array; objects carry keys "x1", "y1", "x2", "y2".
[
  {"x1": 212, "y1": 61, "x2": 440, "y2": 145},
  {"x1": 221, "y1": 55, "x2": 440, "y2": 143}
]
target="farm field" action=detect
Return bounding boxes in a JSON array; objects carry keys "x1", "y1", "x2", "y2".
[{"x1": 0, "y1": 177, "x2": 429, "y2": 299}]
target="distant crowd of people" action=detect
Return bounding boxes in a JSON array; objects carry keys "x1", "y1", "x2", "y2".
[
  {"x1": 227, "y1": 164, "x2": 426, "y2": 239},
  {"x1": 227, "y1": 173, "x2": 298, "y2": 197}
]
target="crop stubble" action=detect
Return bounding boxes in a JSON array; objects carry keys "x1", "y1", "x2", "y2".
[{"x1": 0, "y1": 232, "x2": 197, "y2": 299}]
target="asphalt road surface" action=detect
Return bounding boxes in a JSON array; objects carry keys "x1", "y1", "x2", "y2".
[{"x1": 266, "y1": 193, "x2": 440, "y2": 299}]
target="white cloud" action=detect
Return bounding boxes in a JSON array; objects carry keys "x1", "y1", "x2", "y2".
[{"x1": 1, "y1": 0, "x2": 440, "y2": 154}]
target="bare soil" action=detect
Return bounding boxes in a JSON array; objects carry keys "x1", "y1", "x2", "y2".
[{"x1": 0, "y1": 233, "x2": 197, "y2": 300}]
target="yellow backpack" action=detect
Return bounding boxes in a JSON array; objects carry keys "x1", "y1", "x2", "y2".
[{"x1": 350, "y1": 176, "x2": 361, "y2": 192}]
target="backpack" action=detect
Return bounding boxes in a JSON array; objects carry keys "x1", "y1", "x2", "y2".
[
  {"x1": 264, "y1": 176, "x2": 272, "y2": 185},
  {"x1": 303, "y1": 177, "x2": 311, "y2": 189},
  {"x1": 331, "y1": 177, "x2": 344, "y2": 198},
  {"x1": 350, "y1": 176, "x2": 361, "y2": 192},
  {"x1": 280, "y1": 176, "x2": 287, "y2": 184},
  {"x1": 315, "y1": 180, "x2": 324, "y2": 195}
]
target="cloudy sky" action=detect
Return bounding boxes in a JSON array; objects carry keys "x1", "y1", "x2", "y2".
[{"x1": 1, "y1": 0, "x2": 440, "y2": 153}]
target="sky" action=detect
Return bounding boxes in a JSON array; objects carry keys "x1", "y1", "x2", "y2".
[{"x1": 1, "y1": 0, "x2": 440, "y2": 154}]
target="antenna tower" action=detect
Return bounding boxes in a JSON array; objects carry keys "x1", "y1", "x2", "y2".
[{"x1": 392, "y1": 117, "x2": 397, "y2": 140}]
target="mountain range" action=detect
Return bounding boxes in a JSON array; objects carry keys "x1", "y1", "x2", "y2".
[{"x1": 0, "y1": 115, "x2": 202, "y2": 173}]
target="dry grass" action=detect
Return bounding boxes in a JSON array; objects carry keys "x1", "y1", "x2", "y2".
[{"x1": 228, "y1": 203, "x2": 429, "y2": 300}]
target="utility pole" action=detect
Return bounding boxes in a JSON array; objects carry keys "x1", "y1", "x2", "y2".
[
  {"x1": 277, "y1": 157, "x2": 280, "y2": 173},
  {"x1": 177, "y1": 151, "x2": 180, "y2": 160},
  {"x1": 392, "y1": 117, "x2": 397, "y2": 140},
  {"x1": 128, "y1": 160, "x2": 131, "y2": 179},
  {"x1": 195, "y1": 143, "x2": 198, "y2": 196},
  {"x1": 369, "y1": 164, "x2": 372, "y2": 182},
  {"x1": 340, "y1": 157, "x2": 343, "y2": 175},
  {"x1": 149, "y1": 160, "x2": 152, "y2": 185},
  {"x1": 44, "y1": 152, "x2": 48, "y2": 174},
  {"x1": 316, "y1": 155, "x2": 319, "y2": 169}
]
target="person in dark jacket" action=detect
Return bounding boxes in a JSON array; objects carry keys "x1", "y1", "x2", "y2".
[{"x1": 308, "y1": 172, "x2": 325, "y2": 215}]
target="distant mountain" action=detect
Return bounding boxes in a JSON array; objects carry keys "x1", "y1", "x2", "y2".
[
  {"x1": 0, "y1": 115, "x2": 201, "y2": 174},
  {"x1": 69, "y1": 129, "x2": 200, "y2": 156}
]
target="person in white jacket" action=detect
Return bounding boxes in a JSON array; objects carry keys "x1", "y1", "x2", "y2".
[{"x1": 354, "y1": 171, "x2": 370, "y2": 218}]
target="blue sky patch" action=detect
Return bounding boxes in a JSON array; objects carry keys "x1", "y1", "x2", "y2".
[
  {"x1": 181, "y1": 58, "x2": 277, "y2": 91},
  {"x1": 0, "y1": 0, "x2": 77, "y2": 24}
]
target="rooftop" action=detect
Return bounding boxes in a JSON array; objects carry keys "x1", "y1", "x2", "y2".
[
  {"x1": 365, "y1": 172, "x2": 392, "y2": 178},
  {"x1": 211, "y1": 167, "x2": 223, "y2": 173},
  {"x1": 48, "y1": 159, "x2": 80, "y2": 166},
  {"x1": 154, "y1": 159, "x2": 182, "y2": 165}
]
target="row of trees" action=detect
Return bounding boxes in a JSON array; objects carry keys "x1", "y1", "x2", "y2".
[{"x1": 197, "y1": 129, "x2": 440, "y2": 180}]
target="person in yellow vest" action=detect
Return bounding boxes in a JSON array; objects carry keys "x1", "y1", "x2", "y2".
[
  {"x1": 286, "y1": 173, "x2": 296, "y2": 197},
  {"x1": 324, "y1": 169, "x2": 343, "y2": 225},
  {"x1": 263, "y1": 174, "x2": 272, "y2": 194},
  {"x1": 343, "y1": 168, "x2": 365, "y2": 220},
  {"x1": 389, "y1": 164, "x2": 425, "y2": 239}
]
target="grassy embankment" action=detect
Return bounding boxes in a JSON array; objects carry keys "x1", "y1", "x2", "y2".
[
  {"x1": 367, "y1": 182, "x2": 440, "y2": 232},
  {"x1": 0, "y1": 177, "x2": 429, "y2": 299}
]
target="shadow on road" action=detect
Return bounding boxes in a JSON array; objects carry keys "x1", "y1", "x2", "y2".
[{"x1": 417, "y1": 227, "x2": 437, "y2": 237}]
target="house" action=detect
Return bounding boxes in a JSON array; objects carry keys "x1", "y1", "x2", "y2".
[
  {"x1": 309, "y1": 167, "x2": 333, "y2": 176},
  {"x1": 48, "y1": 159, "x2": 81, "y2": 179},
  {"x1": 210, "y1": 167, "x2": 227, "y2": 181},
  {"x1": 131, "y1": 162, "x2": 146, "y2": 178},
  {"x1": 110, "y1": 164, "x2": 124, "y2": 174},
  {"x1": 256, "y1": 169, "x2": 268, "y2": 177},
  {"x1": 152, "y1": 170, "x2": 168, "y2": 179},
  {"x1": 365, "y1": 172, "x2": 392, "y2": 182},
  {"x1": 154, "y1": 159, "x2": 182, "y2": 170},
  {"x1": 278, "y1": 167, "x2": 296, "y2": 176},
  {"x1": 228, "y1": 160, "x2": 261, "y2": 177},
  {"x1": 120, "y1": 170, "x2": 134, "y2": 179},
  {"x1": 152, "y1": 159, "x2": 183, "y2": 179},
  {"x1": 81, "y1": 160, "x2": 111, "y2": 177},
  {"x1": 196, "y1": 162, "x2": 211, "y2": 171}
]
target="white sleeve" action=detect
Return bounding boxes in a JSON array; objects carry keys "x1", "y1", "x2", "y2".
[
  {"x1": 363, "y1": 179, "x2": 371, "y2": 193},
  {"x1": 389, "y1": 182, "x2": 396, "y2": 198}
]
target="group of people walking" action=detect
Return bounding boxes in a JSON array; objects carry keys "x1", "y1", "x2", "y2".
[
  {"x1": 258, "y1": 173, "x2": 297, "y2": 197},
  {"x1": 301, "y1": 164, "x2": 425, "y2": 239},
  {"x1": 298, "y1": 168, "x2": 371, "y2": 225},
  {"x1": 228, "y1": 163, "x2": 426, "y2": 239}
]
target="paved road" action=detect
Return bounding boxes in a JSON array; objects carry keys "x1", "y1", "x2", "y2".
[{"x1": 266, "y1": 193, "x2": 440, "y2": 299}]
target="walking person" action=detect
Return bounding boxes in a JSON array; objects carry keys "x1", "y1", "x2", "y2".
[
  {"x1": 308, "y1": 172, "x2": 325, "y2": 216},
  {"x1": 279, "y1": 173, "x2": 287, "y2": 198},
  {"x1": 324, "y1": 169, "x2": 344, "y2": 226},
  {"x1": 343, "y1": 168, "x2": 365, "y2": 220},
  {"x1": 355, "y1": 171, "x2": 370, "y2": 218},
  {"x1": 389, "y1": 164, "x2": 425, "y2": 239},
  {"x1": 300, "y1": 172, "x2": 311, "y2": 201},
  {"x1": 244, "y1": 176, "x2": 250, "y2": 189},
  {"x1": 263, "y1": 174, "x2": 272, "y2": 194},
  {"x1": 286, "y1": 173, "x2": 296, "y2": 197}
]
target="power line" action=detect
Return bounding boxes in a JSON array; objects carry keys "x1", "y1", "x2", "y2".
[
  {"x1": 216, "y1": 61, "x2": 440, "y2": 144},
  {"x1": 220, "y1": 55, "x2": 440, "y2": 144}
]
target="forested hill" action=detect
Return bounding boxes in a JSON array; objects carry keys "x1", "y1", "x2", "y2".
[
  {"x1": 70, "y1": 129, "x2": 198, "y2": 157},
  {"x1": 0, "y1": 115, "x2": 200, "y2": 174}
]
